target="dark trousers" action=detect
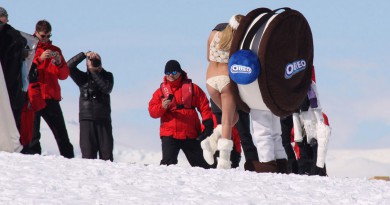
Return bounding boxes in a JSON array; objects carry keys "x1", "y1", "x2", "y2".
[
  {"x1": 23, "y1": 99, "x2": 74, "y2": 158},
  {"x1": 11, "y1": 93, "x2": 26, "y2": 133},
  {"x1": 280, "y1": 115, "x2": 296, "y2": 160},
  {"x1": 80, "y1": 120, "x2": 113, "y2": 161},
  {"x1": 160, "y1": 136, "x2": 210, "y2": 169},
  {"x1": 235, "y1": 110, "x2": 259, "y2": 161}
]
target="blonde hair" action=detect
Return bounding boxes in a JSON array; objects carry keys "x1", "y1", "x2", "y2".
[{"x1": 219, "y1": 14, "x2": 244, "y2": 51}]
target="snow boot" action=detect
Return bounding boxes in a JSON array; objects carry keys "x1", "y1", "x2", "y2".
[
  {"x1": 244, "y1": 160, "x2": 256, "y2": 171},
  {"x1": 201, "y1": 125, "x2": 222, "y2": 165},
  {"x1": 311, "y1": 164, "x2": 327, "y2": 176},
  {"x1": 287, "y1": 159, "x2": 299, "y2": 174},
  {"x1": 297, "y1": 159, "x2": 313, "y2": 175},
  {"x1": 253, "y1": 160, "x2": 278, "y2": 173},
  {"x1": 276, "y1": 159, "x2": 288, "y2": 174},
  {"x1": 216, "y1": 138, "x2": 233, "y2": 169}
]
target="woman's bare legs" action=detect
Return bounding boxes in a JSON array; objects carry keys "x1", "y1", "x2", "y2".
[
  {"x1": 207, "y1": 83, "x2": 238, "y2": 139},
  {"x1": 220, "y1": 83, "x2": 236, "y2": 139},
  {"x1": 206, "y1": 83, "x2": 238, "y2": 169}
]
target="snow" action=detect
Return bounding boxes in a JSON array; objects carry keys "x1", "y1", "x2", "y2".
[{"x1": 1, "y1": 149, "x2": 389, "y2": 204}]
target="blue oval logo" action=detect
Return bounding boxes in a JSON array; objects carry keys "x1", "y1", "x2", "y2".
[
  {"x1": 230, "y1": 64, "x2": 252, "y2": 74},
  {"x1": 285, "y1": 60, "x2": 306, "y2": 79}
]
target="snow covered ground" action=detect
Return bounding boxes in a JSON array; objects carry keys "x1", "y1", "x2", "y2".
[{"x1": 1, "y1": 149, "x2": 389, "y2": 204}]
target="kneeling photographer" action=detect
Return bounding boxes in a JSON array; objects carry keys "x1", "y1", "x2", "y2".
[{"x1": 67, "y1": 51, "x2": 114, "y2": 161}]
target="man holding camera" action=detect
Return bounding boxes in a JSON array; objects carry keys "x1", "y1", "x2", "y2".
[
  {"x1": 148, "y1": 60, "x2": 213, "y2": 168},
  {"x1": 67, "y1": 51, "x2": 114, "y2": 161},
  {"x1": 22, "y1": 20, "x2": 74, "y2": 158}
]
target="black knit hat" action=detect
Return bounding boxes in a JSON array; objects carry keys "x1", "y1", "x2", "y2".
[
  {"x1": 0, "y1": 7, "x2": 8, "y2": 18},
  {"x1": 164, "y1": 60, "x2": 183, "y2": 74}
]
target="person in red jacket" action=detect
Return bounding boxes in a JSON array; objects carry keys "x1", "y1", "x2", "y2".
[
  {"x1": 148, "y1": 60, "x2": 213, "y2": 168},
  {"x1": 21, "y1": 20, "x2": 74, "y2": 158}
]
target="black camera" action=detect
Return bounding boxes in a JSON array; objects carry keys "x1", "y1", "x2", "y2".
[
  {"x1": 168, "y1": 94, "x2": 174, "y2": 100},
  {"x1": 89, "y1": 58, "x2": 101, "y2": 67}
]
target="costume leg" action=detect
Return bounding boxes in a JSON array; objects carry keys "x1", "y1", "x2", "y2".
[{"x1": 250, "y1": 109, "x2": 275, "y2": 162}]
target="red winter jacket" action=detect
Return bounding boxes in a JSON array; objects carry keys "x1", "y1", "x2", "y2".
[
  {"x1": 32, "y1": 41, "x2": 69, "y2": 101},
  {"x1": 148, "y1": 73, "x2": 213, "y2": 140}
]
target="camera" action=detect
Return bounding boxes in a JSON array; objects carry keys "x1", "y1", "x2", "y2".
[
  {"x1": 168, "y1": 94, "x2": 174, "y2": 100},
  {"x1": 89, "y1": 58, "x2": 101, "y2": 67},
  {"x1": 51, "y1": 51, "x2": 57, "y2": 57}
]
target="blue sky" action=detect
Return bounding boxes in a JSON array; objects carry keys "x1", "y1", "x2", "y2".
[{"x1": 3, "y1": 1, "x2": 390, "y2": 152}]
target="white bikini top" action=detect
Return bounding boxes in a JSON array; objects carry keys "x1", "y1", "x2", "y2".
[{"x1": 209, "y1": 32, "x2": 229, "y2": 63}]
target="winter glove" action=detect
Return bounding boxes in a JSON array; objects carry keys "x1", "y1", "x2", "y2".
[{"x1": 197, "y1": 119, "x2": 214, "y2": 141}]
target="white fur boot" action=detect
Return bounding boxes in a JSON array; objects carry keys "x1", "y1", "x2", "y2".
[
  {"x1": 316, "y1": 122, "x2": 331, "y2": 168},
  {"x1": 201, "y1": 125, "x2": 222, "y2": 165},
  {"x1": 216, "y1": 138, "x2": 233, "y2": 169}
]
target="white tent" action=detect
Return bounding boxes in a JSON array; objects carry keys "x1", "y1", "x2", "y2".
[{"x1": 0, "y1": 63, "x2": 22, "y2": 152}]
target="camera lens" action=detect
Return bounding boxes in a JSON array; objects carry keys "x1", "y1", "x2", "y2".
[{"x1": 91, "y1": 59, "x2": 101, "y2": 67}]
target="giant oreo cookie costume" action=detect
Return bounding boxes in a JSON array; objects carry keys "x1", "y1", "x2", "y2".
[{"x1": 229, "y1": 8, "x2": 313, "y2": 117}]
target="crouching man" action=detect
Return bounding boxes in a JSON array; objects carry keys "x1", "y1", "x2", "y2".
[{"x1": 148, "y1": 60, "x2": 213, "y2": 168}]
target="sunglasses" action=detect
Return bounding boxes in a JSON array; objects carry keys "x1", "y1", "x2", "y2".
[
  {"x1": 165, "y1": 71, "x2": 178, "y2": 75},
  {"x1": 39, "y1": 33, "x2": 52, "y2": 39}
]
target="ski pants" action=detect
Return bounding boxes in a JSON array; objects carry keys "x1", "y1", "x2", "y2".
[
  {"x1": 250, "y1": 109, "x2": 287, "y2": 162},
  {"x1": 160, "y1": 136, "x2": 210, "y2": 169},
  {"x1": 26, "y1": 99, "x2": 74, "y2": 158},
  {"x1": 280, "y1": 115, "x2": 297, "y2": 160},
  {"x1": 80, "y1": 120, "x2": 113, "y2": 161}
]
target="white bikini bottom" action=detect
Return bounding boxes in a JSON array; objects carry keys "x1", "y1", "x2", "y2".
[{"x1": 206, "y1": 75, "x2": 230, "y2": 93}]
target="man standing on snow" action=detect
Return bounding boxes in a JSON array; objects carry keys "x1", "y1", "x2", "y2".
[
  {"x1": 67, "y1": 51, "x2": 114, "y2": 161},
  {"x1": 21, "y1": 20, "x2": 74, "y2": 158},
  {"x1": 148, "y1": 60, "x2": 213, "y2": 168}
]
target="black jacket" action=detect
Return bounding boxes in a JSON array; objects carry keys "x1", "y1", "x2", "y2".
[
  {"x1": 67, "y1": 52, "x2": 113, "y2": 121},
  {"x1": 0, "y1": 23, "x2": 27, "y2": 110}
]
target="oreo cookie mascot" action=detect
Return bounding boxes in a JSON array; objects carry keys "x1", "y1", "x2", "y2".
[{"x1": 228, "y1": 8, "x2": 330, "y2": 173}]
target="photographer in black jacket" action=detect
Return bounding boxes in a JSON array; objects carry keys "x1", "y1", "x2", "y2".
[{"x1": 67, "y1": 51, "x2": 114, "y2": 161}]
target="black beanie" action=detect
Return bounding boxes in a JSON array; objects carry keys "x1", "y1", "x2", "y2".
[{"x1": 164, "y1": 60, "x2": 183, "y2": 74}]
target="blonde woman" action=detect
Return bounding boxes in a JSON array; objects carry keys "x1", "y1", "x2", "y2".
[{"x1": 201, "y1": 15, "x2": 244, "y2": 169}]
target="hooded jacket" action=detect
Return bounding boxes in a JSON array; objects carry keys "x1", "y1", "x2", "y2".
[
  {"x1": 67, "y1": 52, "x2": 113, "y2": 121},
  {"x1": 148, "y1": 72, "x2": 213, "y2": 140},
  {"x1": 32, "y1": 40, "x2": 68, "y2": 101}
]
